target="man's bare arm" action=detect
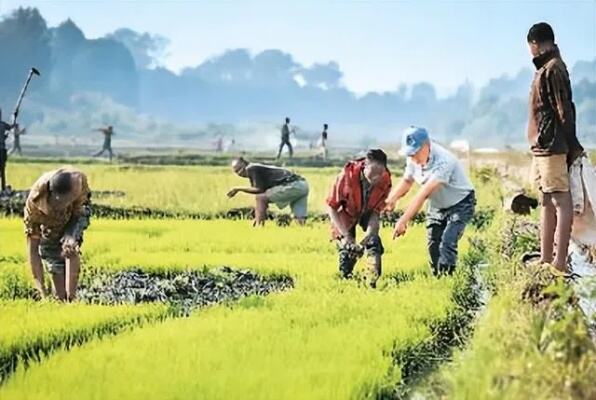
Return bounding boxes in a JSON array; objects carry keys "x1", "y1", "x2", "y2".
[
  {"x1": 385, "y1": 178, "x2": 414, "y2": 210},
  {"x1": 227, "y1": 186, "x2": 265, "y2": 198},
  {"x1": 27, "y1": 236, "x2": 46, "y2": 298},
  {"x1": 327, "y1": 205, "x2": 352, "y2": 240},
  {"x1": 401, "y1": 179, "x2": 443, "y2": 223}
]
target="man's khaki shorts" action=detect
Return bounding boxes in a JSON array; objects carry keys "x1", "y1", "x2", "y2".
[
  {"x1": 531, "y1": 154, "x2": 569, "y2": 194},
  {"x1": 266, "y1": 179, "x2": 309, "y2": 218}
]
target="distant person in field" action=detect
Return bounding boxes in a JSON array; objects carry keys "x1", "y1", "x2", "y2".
[
  {"x1": 228, "y1": 157, "x2": 309, "y2": 226},
  {"x1": 215, "y1": 136, "x2": 224, "y2": 153},
  {"x1": 9, "y1": 124, "x2": 26, "y2": 156},
  {"x1": 525, "y1": 22, "x2": 584, "y2": 275},
  {"x1": 276, "y1": 117, "x2": 294, "y2": 159},
  {"x1": 93, "y1": 125, "x2": 114, "y2": 162},
  {"x1": 24, "y1": 167, "x2": 91, "y2": 301},
  {"x1": 0, "y1": 108, "x2": 15, "y2": 191},
  {"x1": 320, "y1": 123, "x2": 329, "y2": 160},
  {"x1": 327, "y1": 149, "x2": 392, "y2": 288},
  {"x1": 386, "y1": 127, "x2": 475, "y2": 277}
]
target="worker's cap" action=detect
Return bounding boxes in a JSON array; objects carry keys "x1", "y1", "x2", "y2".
[{"x1": 401, "y1": 126, "x2": 429, "y2": 157}]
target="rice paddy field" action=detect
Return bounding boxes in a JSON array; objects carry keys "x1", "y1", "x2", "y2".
[{"x1": 1, "y1": 160, "x2": 594, "y2": 399}]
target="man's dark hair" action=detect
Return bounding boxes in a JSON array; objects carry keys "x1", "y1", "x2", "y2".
[
  {"x1": 49, "y1": 172, "x2": 72, "y2": 195},
  {"x1": 285, "y1": 117, "x2": 290, "y2": 123},
  {"x1": 527, "y1": 22, "x2": 555, "y2": 43},
  {"x1": 324, "y1": 123, "x2": 328, "y2": 129},
  {"x1": 366, "y1": 149, "x2": 387, "y2": 167},
  {"x1": 232, "y1": 156, "x2": 248, "y2": 166}
]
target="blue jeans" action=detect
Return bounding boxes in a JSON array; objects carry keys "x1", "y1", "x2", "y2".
[{"x1": 426, "y1": 191, "x2": 476, "y2": 276}]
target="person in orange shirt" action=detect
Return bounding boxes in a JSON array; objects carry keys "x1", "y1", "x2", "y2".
[{"x1": 326, "y1": 149, "x2": 392, "y2": 287}]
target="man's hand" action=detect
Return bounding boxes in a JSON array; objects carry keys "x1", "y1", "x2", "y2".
[
  {"x1": 383, "y1": 200, "x2": 397, "y2": 214},
  {"x1": 392, "y1": 219, "x2": 408, "y2": 239},
  {"x1": 226, "y1": 188, "x2": 239, "y2": 198},
  {"x1": 61, "y1": 235, "x2": 79, "y2": 257}
]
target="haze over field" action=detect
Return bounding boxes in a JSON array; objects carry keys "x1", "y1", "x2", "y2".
[{"x1": 0, "y1": 4, "x2": 594, "y2": 150}]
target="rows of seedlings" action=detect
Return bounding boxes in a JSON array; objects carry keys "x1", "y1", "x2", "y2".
[
  {"x1": 0, "y1": 190, "x2": 495, "y2": 229},
  {"x1": 1, "y1": 266, "x2": 293, "y2": 383}
]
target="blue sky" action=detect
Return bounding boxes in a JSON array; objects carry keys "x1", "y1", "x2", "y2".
[{"x1": 2, "y1": 0, "x2": 595, "y2": 95}]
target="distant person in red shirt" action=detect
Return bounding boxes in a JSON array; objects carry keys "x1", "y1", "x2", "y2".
[{"x1": 326, "y1": 149, "x2": 392, "y2": 287}]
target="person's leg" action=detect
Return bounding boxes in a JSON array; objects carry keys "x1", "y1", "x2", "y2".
[
  {"x1": 276, "y1": 142, "x2": 284, "y2": 159},
  {"x1": 288, "y1": 141, "x2": 294, "y2": 158},
  {"x1": 51, "y1": 272, "x2": 67, "y2": 301},
  {"x1": 551, "y1": 191, "x2": 573, "y2": 270},
  {"x1": 93, "y1": 148, "x2": 105, "y2": 157},
  {"x1": 540, "y1": 193, "x2": 557, "y2": 264},
  {"x1": 438, "y1": 194, "x2": 476, "y2": 275},
  {"x1": 0, "y1": 150, "x2": 6, "y2": 191},
  {"x1": 536, "y1": 154, "x2": 572, "y2": 270},
  {"x1": 338, "y1": 226, "x2": 357, "y2": 278},
  {"x1": 426, "y1": 211, "x2": 446, "y2": 276},
  {"x1": 363, "y1": 234, "x2": 383, "y2": 288},
  {"x1": 438, "y1": 220, "x2": 466, "y2": 275},
  {"x1": 65, "y1": 253, "x2": 81, "y2": 302},
  {"x1": 40, "y1": 240, "x2": 68, "y2": 300},
  {"x1": 289, "y1": 182, "x2": 309, "y2": 225},
  {"x1": 108, "y1": 148, "x2": 113, "y2": 163},
  {"x1": 254, "y1": 193, "x2": 268, "y2": 226}
]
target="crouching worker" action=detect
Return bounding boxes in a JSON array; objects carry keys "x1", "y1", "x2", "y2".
[
  {"x1": 228, "y1": 157, "x2": 309, "y2": 226},
  {"x1": 24, "y1": 167, "x2": 91, "y2": 301},
  {"x1": 386, "y1": 127, "x2": 475, "y2": 276},
  {"x1": 326, "y1": 149, "x2": 392, "y2": 288}
]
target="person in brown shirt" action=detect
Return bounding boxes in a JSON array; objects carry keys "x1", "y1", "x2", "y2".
[
  {"x1": 24, "y1": 167, "x2": 92, "y2": 301},
  {"x1": 526, "y1": 22, "x2": 584, "y2": 274}
]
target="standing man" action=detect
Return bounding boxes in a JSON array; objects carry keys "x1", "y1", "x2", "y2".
[
  {"x1": 0, "y1": 108, "x2": 14, "y2": 191},
  {"x1": 526, "y1": 22, "x2": 584, "y2": 275},
  {"x1": 326, "y1": 149, "x2": 392, "y2": 288},
  {"x1": 386, "y1": 127, "x2": 475, "y2": 277},
  {"x1": 24, "y1": 167, "x2": 91, "y2": 301},
  {"x1": 228, "y1": 157, "x2": 309, "y2": 226},
  {"x1": 320, "y1": 123, "x2": 329, "y2": 160},
  {"x1": 9, "y1": 124, "x2": 26, "y2": 156},
  {"x1": 276, "y1": 117, "x2": 294, "y2": 159},
  {"x1": 93, "y1": 125, "x2": 114, "y2": 162}
]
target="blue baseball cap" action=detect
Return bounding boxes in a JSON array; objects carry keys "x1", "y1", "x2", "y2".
[{"x1": 401, "y1": 126, "x2": 429, "y2": 156}]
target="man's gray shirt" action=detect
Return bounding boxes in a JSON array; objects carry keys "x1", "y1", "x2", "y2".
[{"x1": 404, "y1": 142, "x2": 474, "y2": 210}]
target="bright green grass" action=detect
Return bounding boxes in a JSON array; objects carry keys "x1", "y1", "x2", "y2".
[
  {"x1": 1, "y1": 277, "x2": 454, "y2": 400},
  {"x1": 6, "y1": 162, "x2": 498, "y2": 215},
  {"x1": 6, "y1": 163, "x2": 340, "y2": 214},
  {"x1": 0, "y1": 218, "x2": 441, "y2": 284},
  {"x1": 0, "y1": 217, "x2": 465, "y2": 399},
  {"x1": 0, "y1": 300, "x2": 166, "y2": 383}
]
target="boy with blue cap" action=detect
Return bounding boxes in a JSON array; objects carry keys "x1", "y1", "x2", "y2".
[{"x1": 385, "y1": 126, "x2": 475, "y2": 276}]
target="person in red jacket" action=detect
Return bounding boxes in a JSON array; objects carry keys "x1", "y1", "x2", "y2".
[{"x1": 326, "y1": 149, "x2": 392, "y2": 287}]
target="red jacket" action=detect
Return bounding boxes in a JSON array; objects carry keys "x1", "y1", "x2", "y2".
[{"x1": 326, "y1": 159, "x2": 392, "y2": 238}]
